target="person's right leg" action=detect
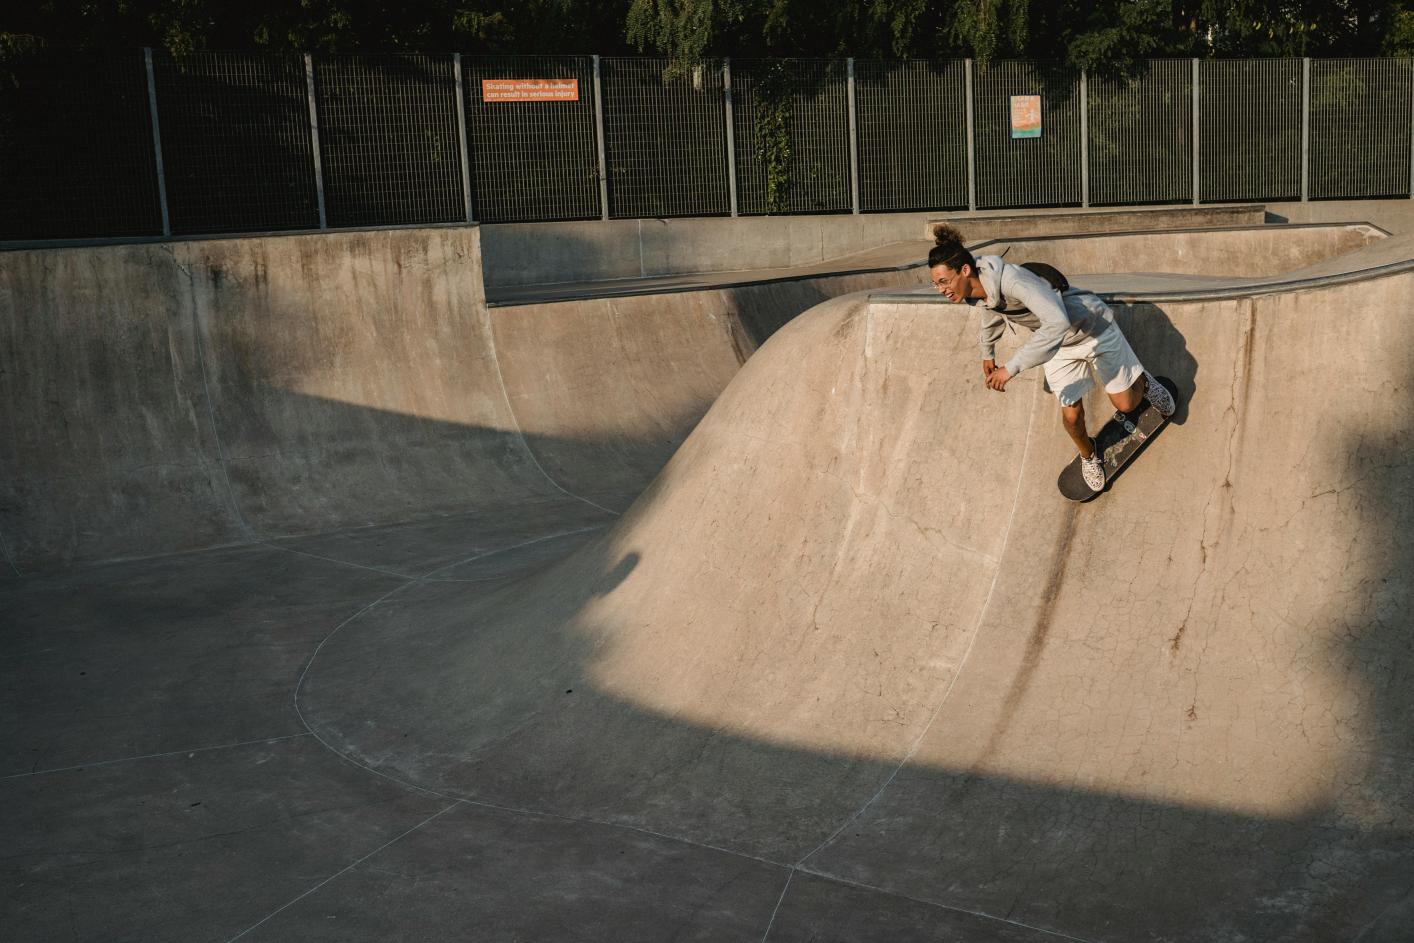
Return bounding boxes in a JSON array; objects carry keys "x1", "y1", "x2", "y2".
[{"x1": 1061, "y1": 401, "x2": 1094, "y2": 458}]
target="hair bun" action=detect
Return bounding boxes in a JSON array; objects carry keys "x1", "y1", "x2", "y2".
[{"x1": 931, "y1": 222, "x2": 965, "y2": 247}]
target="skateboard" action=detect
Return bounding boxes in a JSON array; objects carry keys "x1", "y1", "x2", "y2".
[{"x1": 1057, "y1": 376, "x2": 1177, "y2": 502}]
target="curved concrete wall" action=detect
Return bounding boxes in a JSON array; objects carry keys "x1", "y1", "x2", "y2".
[
  {"x1": 0, "y1": 227, "x2": 927, "y2": 571},
  {"x1": 302, "y1": 266, "x2": 1414, "y2": 940}
]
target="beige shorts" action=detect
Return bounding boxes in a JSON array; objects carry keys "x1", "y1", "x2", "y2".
[{"x1": 1042, "y1": 324, "x2": 1144, "y2": 407}]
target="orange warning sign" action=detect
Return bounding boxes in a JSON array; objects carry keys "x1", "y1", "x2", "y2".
[{"x1": 482, "y1": 79, "x2": 580, "y2": 102}]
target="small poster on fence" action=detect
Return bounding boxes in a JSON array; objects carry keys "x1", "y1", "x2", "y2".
[
  {"x1": 1010, "y1": 95, "x2": 1041, "y2": 138},
  {"x1": 482, "y1": 79, "x2": 580, "y2": 102}
]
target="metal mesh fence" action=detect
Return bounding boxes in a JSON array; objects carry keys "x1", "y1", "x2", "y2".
[
  {"x1": 731, "y1": 59, "x2": 852, "y2": 215},
  {"x1": 1200, "y1": 59, "x2": 1302, "y2": 203},
  {"x1": 1088, "y1": 59, "x2": 1193, "y2": 206},
  {"x1": 152, "y1": 52, "x2": 319, "y2": 235},
  {"x1": 462, "y1": 55, "x2": 600, "y2": 223},
  {"x1": 854, "y1": 60, "x2": 968, "y2": 212},
  {"x1": 313, "y1": 55, "x2": 465, "y2": 228},
  {"x1": 973, "y1": 61, "x2": 1082, "y2": 209},
  {"x1": 1310, "y1": 58, "x2": 1413, "y2": 200},
  {"x1": 600, "y1": 57, "x2": 730, "y2": 219},
  {"x1": 13, "y1": 54, "x2": 1414, "y2": 241},
  {"x1": 0, "y1": 51, "x2": 161, "y2": 240}
]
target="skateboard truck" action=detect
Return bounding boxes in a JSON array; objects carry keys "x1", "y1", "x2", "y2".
[{"x1": 1115, "y1": 410, "x2": 1145, "y2": 442}]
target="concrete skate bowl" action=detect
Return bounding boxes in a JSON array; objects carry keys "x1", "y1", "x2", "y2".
[
  {"x1": 298, "y1": 247, "x2": 1414, "y2": 940},
  {"x1": 0, "y1": 227, "x2": 933, "y2": 573}
]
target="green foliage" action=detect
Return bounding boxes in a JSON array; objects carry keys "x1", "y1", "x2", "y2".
[
  {"x1": 752, "y1": 60, "x2": 793, "y2": 213},
  {"x1": 6, "y1": 0, "x2": 1413, "y2": 64}
]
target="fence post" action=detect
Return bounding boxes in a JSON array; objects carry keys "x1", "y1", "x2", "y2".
[
  {"x1": 453, "y1": 54, "x2": 474, "y2": 223},
  {"x1": 965, "y1": 59, "x2": 977, "y2": 212},
  {"x1": 1409, "y1": 57, "x2": 1414, "y2": 200},
  {"x1": 1080, "y1": 68, "x2": 1090, "y2": 208},
  {"x1": 847, "y1": 58, "x2": 861, "y2": 214},
  {"x1": 1301, "y1": 57, "x2": 1310, "y2": 202},
  {"x1": 304, "y1": 54, "x2": 327, "y2": 230},
  {"x1": 1191, "y1": 58, "x2": 1201, "y2": 205},
  {"x1": 142, "y1": 48, "x2": 171, "y2": 238},
  {"x1": 592, "y1": 55, "x2": 610, "y2": 221},
  {"x1": 724, "y1": 58, "x2": 739, "y2": 217}
]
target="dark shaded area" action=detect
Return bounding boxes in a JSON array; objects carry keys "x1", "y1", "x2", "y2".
[
  {"x1": 854, "y1": 59, "x2": 969, "y2": 213},
  {"x1": 0, "y1": 50, "x2": 162, "y2": 240},
  {"x1": 314, "y1": 54, "x2": 466, "y2": 228},
  {"x1": 602, "y1": 57, "x2": 732, "y2": 219},
  {"x1": 973, "y1": 60, "x2": 1083, "y2": 210},
  {"x1": 730, "y1": 59, "x2": 853, "y2": 216},
  {"x1": 154, "y1": 51, "x2": 321, "y2": 234},
  {"x1": 462, "y1": 55, "x2": 601, "y2": 223},
  {"x1": 1088, "y1": 59, "x2": 1194, "y2": 207},
  {"x1": 5, "y1": 52, "x2": 1414, "y2": 241},
  {"x1": 1310, "y1": 58, "x2": 1414, "y2": 201},
  {"x1": 1201, "y1": 59, "x2": 1303, "y2": 203}
]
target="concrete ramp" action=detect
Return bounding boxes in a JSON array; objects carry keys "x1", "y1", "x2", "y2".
[
  {"x1": 300, "y1": 264, "x2": 1414, "y2": 939},
  {"x1": 5, "y1": 216, "x2": 1413, "y2": 941}
]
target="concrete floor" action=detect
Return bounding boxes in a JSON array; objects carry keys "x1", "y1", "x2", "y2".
[{"x1": 5, "y1": 205, "x2": 1414, "y2": 941}]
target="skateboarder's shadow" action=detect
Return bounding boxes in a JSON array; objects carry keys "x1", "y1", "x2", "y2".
[{"x1": 1113, "y1": 301, "x2": 1197, "y2": 426}]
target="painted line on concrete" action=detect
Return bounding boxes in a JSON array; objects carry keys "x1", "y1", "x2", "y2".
[
  {"x1": 224, "y1": 801, "x2": 461, "y2": 942},
  {"x1": 0, "y1": 733, "x2": 315, "y2": 782},
  {"x1": 261, "y1": 541, "x2": 419, "y2": 580},
  {"x1": 758, "y1": 869, "x2": 794, "y2": 942},
  {"x1": 286, "y1": 528, "x2": 816, "y2": 884},
  {"x1": 792, "y1": 865, "x2": 1098, "y2": 943},
  {"x1": 420, "y1": 524, "x2": 609, "y2": 582}
]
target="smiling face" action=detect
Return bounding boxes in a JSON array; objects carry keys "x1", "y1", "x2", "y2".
[{"x1": 930, "y1": 261, "x2": 974, "y2": 303}]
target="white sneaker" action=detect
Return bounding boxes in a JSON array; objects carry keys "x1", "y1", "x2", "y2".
[
  {"x1": 1145, "y1": 373, "x2": 1175, "y2": 417},
  {"x1": 1080, "y1": 440, "x2": 1105, "y2": 492}
]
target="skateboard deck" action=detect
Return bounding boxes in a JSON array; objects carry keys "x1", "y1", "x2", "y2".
[{"x1": 1057, "y1": 376, "x2": 1177, "y2": 502}]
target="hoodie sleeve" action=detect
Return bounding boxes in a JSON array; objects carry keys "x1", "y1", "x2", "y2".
[
  {"x1": 1000, "y1": 265, "x2": 1072, "y2": 376},
  {"x1": 978, "y1": 307, "x2": 1006, "y2": 361}
]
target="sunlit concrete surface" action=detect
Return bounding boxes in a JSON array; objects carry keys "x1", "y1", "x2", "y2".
[{"x1": 3, "y1": 208, "x2": 1412, "y2": 942}]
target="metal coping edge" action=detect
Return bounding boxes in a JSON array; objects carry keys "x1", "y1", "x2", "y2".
[{"x1": 870, "y1": 256, "x2": 1414, "y2": 306}]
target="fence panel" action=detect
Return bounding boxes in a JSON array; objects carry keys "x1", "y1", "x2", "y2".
[
  {"x1": 313, "y1": 55, "x2": 465, "y2": 228},
  {"x1": 854, "y1": 60, "x2": 968, "y2": 213},
  {"x1": 1310, "y1": 58, "x2": 1413, "y2": 200},
  {"x1": 600, "y1": 58, "x2": 730, "y2": 218},
  {"x1": 461, "y1": 55, "x2": 600, "y2": 223},
  {"x1": 153, "y1": 52, "x2": 320, "y2": 235},
  {"x1": 0, "y1": 52, "x2": 161, "y2": 240},
  {"x1": 1088, "y1": 60, "x2": 1193, "y2": 206},
  {"x1": 731, "y1": 60, "x2": 852, "y2": 215},
  {"x1": 1200, "y1": 59, "x2": 1302, "y2": 203},
  {"x1": 973, "y1": 61, "x2": 1082, "y2": 209}
]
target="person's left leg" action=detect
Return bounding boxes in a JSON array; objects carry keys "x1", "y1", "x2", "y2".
[
  {"x1": 1093, "y1": 325, "x2": 1171, "y2": 416},
  {"x1": 1106, "y1": 373, "x2": 1146, "y2": 414}
]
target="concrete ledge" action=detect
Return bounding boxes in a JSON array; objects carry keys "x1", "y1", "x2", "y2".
[
  {"x1": 480, "y1": 212, "x2": 938, "y2": 289},
  {"x1": 925, "y1": 204, "x2": 1267, "y2": 241}
]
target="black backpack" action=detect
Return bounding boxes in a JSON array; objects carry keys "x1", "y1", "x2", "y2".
[{"x1": 1019, "y1": 260, "x2": 1070, "y2": 293}]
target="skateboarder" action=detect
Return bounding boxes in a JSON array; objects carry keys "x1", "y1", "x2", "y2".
[{"x1": 927, "y1": 224, "x2": 1175, "y2": 492}]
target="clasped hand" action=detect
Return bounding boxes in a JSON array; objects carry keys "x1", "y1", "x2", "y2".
[{"x1": 982, "y1": 360, "x2": 1012, "y2": 392}]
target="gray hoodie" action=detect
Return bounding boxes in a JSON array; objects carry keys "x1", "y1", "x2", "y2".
[{"x1": 971, "y1": 255, "x2": 1116, "y2": 377}]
